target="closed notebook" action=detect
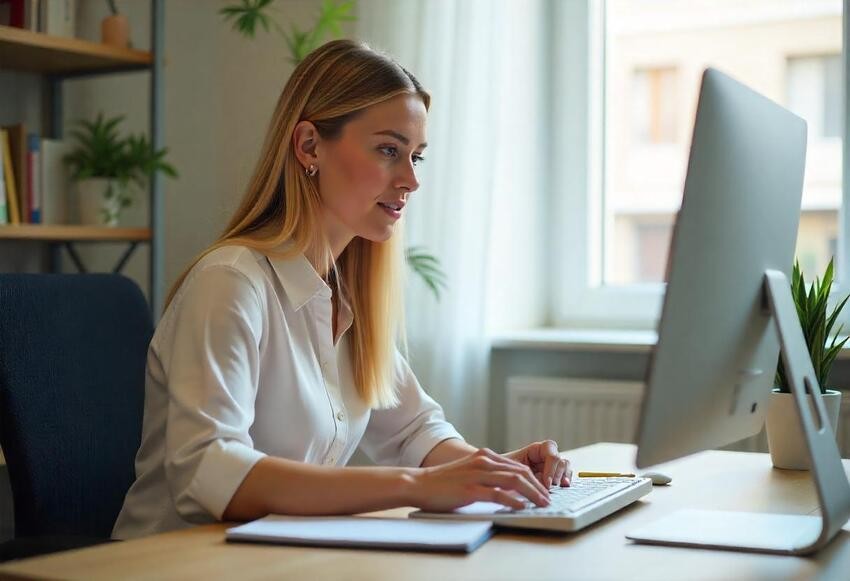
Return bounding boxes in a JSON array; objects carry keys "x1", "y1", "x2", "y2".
[{"x1": 226, "y1": 515, "x2": 493, "y2": 553}]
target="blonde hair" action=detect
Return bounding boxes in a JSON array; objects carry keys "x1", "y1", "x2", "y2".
[{"x1": 164, "y1": 39, "x2": 430, "y2": 409}]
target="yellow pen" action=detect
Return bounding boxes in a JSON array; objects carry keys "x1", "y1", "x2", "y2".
[{"x1": 578, "y1": 471, "x2": 636, "y2": 478}]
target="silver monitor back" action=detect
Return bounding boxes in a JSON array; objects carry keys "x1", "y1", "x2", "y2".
[{"x1": 634, "y1": 67, "x2": 807, "y2": 469}]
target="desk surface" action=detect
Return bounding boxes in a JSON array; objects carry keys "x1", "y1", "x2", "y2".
[{"x1": 2, "y1": 443, "x2": 850, "y2": 581}]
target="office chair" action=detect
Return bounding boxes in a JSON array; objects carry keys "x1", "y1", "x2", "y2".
[{"x1": 0, "y1": 273, "x2": 152, "y2": 562}]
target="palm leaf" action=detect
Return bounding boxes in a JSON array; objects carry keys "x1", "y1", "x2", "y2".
[
  {"x1": 219, "y1": 0, "x2": 274, "y2": 38},
  {"x1": 406, "y1": 248, "x2": 448, "y2": 301}
]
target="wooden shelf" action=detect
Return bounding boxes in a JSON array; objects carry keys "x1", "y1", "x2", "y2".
[
  {"x1": 0, "y1": 24, "x2": 151, "y2": 75},
  {"x1": 0, "y1": 225, "x2": 151, "y2": 242}
]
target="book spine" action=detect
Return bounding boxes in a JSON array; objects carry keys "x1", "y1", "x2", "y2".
[
  {"x1": 27, "y1": 133, "x2": 40, "y2": 224},
  {"x1": 0, "y1": 1, "x2": 12, "y2": 27},
  {"x1": 0, "y1": 130, "x2": 20, "y2": 225},
  {"x1": 64, "y1": 0, "x2": 74, "y2": 37},
  {"x1": 0, "y1": 135, "x2": 7, "y2": 225},
  {"x1": 23, "y1": 0, "x2": 37, "y2": 31},
  {"x1": 9, "y1": 0, "x2": 23, "y2": 28}
]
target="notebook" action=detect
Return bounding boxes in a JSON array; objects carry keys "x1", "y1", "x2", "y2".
[{"x1": 225, "y1": 515, "x2": 494, "y2": 553}]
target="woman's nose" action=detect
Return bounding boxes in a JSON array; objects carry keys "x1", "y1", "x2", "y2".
[{"x1": 395, "y1": 160, "x2": 420, "y2": 193}]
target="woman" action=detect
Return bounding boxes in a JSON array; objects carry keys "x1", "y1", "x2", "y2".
[{"x1": 113, "y1": 39, "x2": 571, "y2": 540}]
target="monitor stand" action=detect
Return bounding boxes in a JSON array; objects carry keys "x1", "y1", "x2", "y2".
[{"x1": 626, "y1": 269, "x2": 850, "y2": 555}]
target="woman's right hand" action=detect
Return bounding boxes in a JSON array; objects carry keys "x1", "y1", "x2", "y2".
[{"x1": 410, "y1": 447, "x2": 551, "y2": 512}]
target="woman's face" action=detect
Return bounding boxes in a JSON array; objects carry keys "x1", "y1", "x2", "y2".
[{"x1": 293, "y1": 93, "x2": 428, "y2": 251}]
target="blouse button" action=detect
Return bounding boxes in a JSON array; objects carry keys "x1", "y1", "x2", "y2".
[{"x1": 337, "y1": 410, "x2": 344, "y2": 421}]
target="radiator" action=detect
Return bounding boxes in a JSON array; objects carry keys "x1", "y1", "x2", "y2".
[
  {"x1": 506, "y1": 376, "x2": 850, "y2": 458},
  {"x1": 505, "y1": 377, "x2": 644, "y2": 452}
]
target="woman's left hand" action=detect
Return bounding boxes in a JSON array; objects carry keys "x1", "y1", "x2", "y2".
[{"x1": 503, "y1": 440, "x2": 572, "y2": 488}]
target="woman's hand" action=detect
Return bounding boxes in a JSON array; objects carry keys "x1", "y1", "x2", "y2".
[
  {"x1": 409, "y1": 447, "x2": 551, "y2": 512},
  {"x1": 503, "y1": 439, "x2": 572, "y2": 489}
]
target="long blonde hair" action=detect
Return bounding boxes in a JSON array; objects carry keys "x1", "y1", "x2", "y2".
[{"x1": 164, "y1": 39, "x2": 430, "y2": 409}]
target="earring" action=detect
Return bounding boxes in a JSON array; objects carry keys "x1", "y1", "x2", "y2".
[{"x1": 305, "y1": 164, "x2": 318, "y2": 177}]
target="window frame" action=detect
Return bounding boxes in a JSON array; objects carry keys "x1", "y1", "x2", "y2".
[{"x1": 551, "y1": 0, "x2": 850, "y2": 331}]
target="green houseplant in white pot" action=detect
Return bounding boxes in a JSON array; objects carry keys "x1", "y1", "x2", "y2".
[
  {"x1": 64, "y1": 113, "x2": 177, "y2": 227},
  {"x1": 766, "y1": 258, "x2": 849, "y2": 470}
]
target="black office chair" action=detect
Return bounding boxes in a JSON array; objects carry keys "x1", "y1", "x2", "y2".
[{"x1": 0, "y1": 273, "x2": 152, "y2": 562}]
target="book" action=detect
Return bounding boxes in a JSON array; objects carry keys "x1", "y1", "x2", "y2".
[
  {"x1": 40, "y1": 0, "x2": 75, "y2": 38},
  {"x1": 2, "y1": 124, "x2": 28, "y2": 224},
  {"x1": 0, "y1": 1, "x2": 11, "y2": 27},
  {"x1": 0, "y1": 130, "x2": 20, "y2": 225},
  {"x1": 2, "y1": 0, "x2": 24, "y2": 28},
  {"x1": 27, "y1": 133, "x2": 40, "y2": 223},
  {"x1": 39, "y1": 138, "x2": 71, "y2": 224},
  {"x1": 0, "y1": 135, "x2": 7, "y2": 225},
  {"x1": 226, "y1": 515, "x2": 494, "y2": 553},
  {"x1": 23, "y1": 0, "x2": 37, "y2": 31}
]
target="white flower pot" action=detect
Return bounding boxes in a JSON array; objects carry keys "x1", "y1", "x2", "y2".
[
  {"x1": 765, "y1": 388, "x2": 842, "y2": 470},
  {"x1": 76, "y1": 178, "x2": 123, "y2": 227}
]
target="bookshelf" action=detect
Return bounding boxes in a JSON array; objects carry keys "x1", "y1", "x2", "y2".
[
  {"x1": 0, "y1": 225, "x2": 151, "y2": 241},
  {"x1": 0, "y1": 24, "x2": 152, "y2": 74},
  {"x1": 0, "y1": 1, "x2": 165, "y2": 315}
]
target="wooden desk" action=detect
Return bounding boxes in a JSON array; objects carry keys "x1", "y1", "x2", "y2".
[{"x1": 2, "y1": 442, "x2": 850, "y2": 580}]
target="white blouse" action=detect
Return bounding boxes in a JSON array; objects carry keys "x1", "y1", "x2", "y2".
[{"x1": 112, "y1": 244, "x2": 464, "y2": 539}]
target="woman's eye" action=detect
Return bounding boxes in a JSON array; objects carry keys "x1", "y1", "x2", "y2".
[{"x1": 379, "y1": 146, "x2": 425, "y2": 166}]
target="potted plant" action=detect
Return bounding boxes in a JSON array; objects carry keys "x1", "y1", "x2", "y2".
[
  {"x1": 63, "y1": 113, "x2": 177, "y2": 227},
  {"x1": 220, "y1": 0, "x2": 448, "y2": 299},
  {"x1": 766, "y1": 258, "x2": 849, "y2": 470}
]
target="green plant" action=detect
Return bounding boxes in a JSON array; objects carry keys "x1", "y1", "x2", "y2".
[
  {"x1": 64, "y1": 113, "x2": 178, "y2": 223},
  {"x1": 220, "y1": 0, "x2": 356, "y2": 65},
  {"x1": 775, "y1": 258, "x2": 849, "y2": 393},
  {"x1": 220, "y1": 0, "x2": 448, "y2": 300},
  {"x1": 406, "y1": 246, "x2": 448, "y2": 300}
]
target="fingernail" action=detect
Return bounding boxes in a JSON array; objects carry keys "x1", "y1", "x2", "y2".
[{"x1": 545, "y1": 476, "x2": 552, "y2": 489}]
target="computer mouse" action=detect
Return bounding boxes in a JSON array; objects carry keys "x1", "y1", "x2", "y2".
[{"x1": 641, "y1": 471, "x2": 672, "y2": 485}]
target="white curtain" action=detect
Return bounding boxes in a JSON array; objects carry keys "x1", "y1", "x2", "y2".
[{"x1": 357, "y1": 0, "x2": 548, "y2": 448}]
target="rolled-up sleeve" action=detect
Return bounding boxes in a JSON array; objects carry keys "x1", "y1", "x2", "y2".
[
  {"x1": 358, "y1": 351, "x2": 465, "y2": 468},
  {"x1": 161, "y1": 265, "x2": 268, "y2": 522}
]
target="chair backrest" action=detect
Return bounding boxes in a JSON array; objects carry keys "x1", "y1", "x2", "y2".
[{"x1": 0, "y1": 274, "x2": 152, "y2": 538}]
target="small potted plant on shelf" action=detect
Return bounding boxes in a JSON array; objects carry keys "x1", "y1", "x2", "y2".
[
  {"x1": 63, "y1": 113, "x2": 177, "y2": 227},
  {"x1": 765, "y1": 258, "x2": 849, "y2": 470},
  {"x1": 102, "y1": 0, "x2": 130, "y2": 48}
]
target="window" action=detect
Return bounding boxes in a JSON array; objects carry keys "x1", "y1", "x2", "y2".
[
  {"x1": 553, "y1": 0, "x2": 846, "y2": 328},
  {"x1": 787, "y1": 54, "x2": 843, "y2": 139},
  {"x1": 632, "y1": 67, "x2": 678, "y2": 144}
]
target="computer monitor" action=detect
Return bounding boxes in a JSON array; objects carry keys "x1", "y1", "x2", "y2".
[{"x1": 628, "y1": 68, "x2": 850, "y2": 555}]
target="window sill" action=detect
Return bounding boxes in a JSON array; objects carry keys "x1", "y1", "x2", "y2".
[
  {"x1": 491, "y1": 329, "x2": 850, "y2": 359},
  {"x1": 490, "y1": 329, "x2": 657, "y2": 353}
]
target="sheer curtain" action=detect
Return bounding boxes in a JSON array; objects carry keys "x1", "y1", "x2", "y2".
[{"x1": 357, "y1": 0, "x2": 548, "y2": 448}]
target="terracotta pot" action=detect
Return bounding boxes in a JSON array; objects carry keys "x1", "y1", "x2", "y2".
[
  {"x1": 101, "y1": 14, "x2": 130, "y2": 49},
  {"x1": 765, "y1": 388, "x2": 842, "y2": 470}
]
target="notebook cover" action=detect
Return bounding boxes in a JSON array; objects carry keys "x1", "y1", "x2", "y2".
[{"x1": 226, "y1": 515, "x2": 494, "y2": 553}]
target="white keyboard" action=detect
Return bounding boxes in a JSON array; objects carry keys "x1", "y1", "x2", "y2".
[
  {"x1": 508, "y1": 477, "x2": 640, "y2": 514},
  {"x1": 410, "y1": 476, "x2": 653, "y2": 532}
]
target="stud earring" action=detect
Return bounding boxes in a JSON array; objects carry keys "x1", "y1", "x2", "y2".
[{"x1": 305, "y1": 164, "x2": 318, "y2": 177}]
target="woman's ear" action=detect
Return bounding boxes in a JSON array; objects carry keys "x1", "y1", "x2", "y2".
[{"x1": 292, "y1": 120, "x2": 321, "y2": 170}]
